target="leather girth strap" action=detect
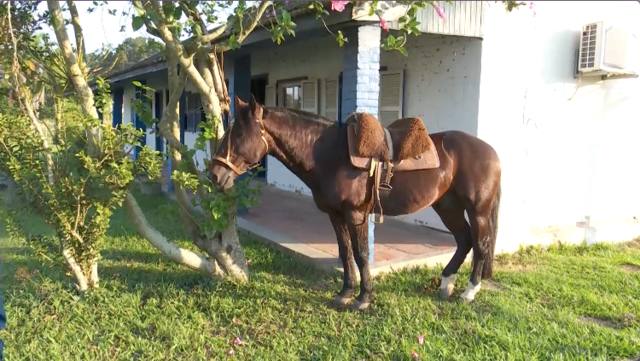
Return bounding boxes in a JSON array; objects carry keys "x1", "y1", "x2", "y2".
[
  {"x1": 371, "y1": 129, "x2": 395, "y2": 224},
  {"x1": 371, "y1": 159, "x2": 383, "y2": 224}
]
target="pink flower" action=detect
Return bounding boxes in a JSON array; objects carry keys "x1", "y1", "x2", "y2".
[
  {"x1": 417, "y1": 334, "x2": 425, "y2": 345},
  {"x1": 379, "y1": 18, "x2": 389, "y2": 32},
  {"x1": 232, "y1": 336, "x2": 243, "y2": 346},
  {"x1": 331, "y1": 0, "x2": 349, "y2": 12},
  {"x1": 411, "y1": 350, "x2": 420, "y2": 360},
  {"x1": 433, "y1": 2, "x2": 445, "y2": 20}
]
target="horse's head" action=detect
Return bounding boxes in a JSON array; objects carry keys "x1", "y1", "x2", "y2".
[{"x1": 210, "y1": 96, "x2": 269, "y2": 190}]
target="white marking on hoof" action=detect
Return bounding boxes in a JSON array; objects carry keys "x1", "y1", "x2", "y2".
[
  {"x1": 460, "y1": 281, "x2": 481, "y2": 303},
  {"x1": 439, "y1": 274, "x2": 457, "y2": 299}
]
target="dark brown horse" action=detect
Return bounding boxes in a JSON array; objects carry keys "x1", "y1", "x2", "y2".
[{"x1": 210, "y1": 97, "x2": 501, "y2": 310}]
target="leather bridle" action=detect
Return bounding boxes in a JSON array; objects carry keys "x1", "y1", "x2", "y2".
[{"x1": 212, "y1": 116, "x2": 269, "y2": 176}]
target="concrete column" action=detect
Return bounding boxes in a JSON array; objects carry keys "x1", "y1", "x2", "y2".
[{"x1": 340, "y1": 24, "x2": 381, "y2": 264}]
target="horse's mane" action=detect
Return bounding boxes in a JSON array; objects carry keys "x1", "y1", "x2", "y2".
[{"x1": 265, "y1": 107, "x2": 335, "y2": 127}]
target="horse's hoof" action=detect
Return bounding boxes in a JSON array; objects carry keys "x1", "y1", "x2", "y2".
[
  {"x1": 439, "y1": 274, "x2": 457, "y2": 300},
  {"x1": 331, "y1": 295, "x2": 353, "y2": 308},
  {"x1": 459, "y1": 292, "x2": 475, "y2": 303},
  {"x1": 459, "y1": 281, "x2": 481, "y2": 303},
  {"x1": 350, "y1": 300, "x2": 371, "y2": 311},
  {"x1": 439, "y1": 287, "x2": 453, "y2": 299}
]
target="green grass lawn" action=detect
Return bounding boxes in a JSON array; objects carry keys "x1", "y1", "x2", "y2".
[{"x1": 0, "y1": 191, "x2": 639, "y2": 361}]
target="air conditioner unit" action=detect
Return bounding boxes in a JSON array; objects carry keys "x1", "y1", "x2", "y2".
[{"x1": 578, "y1": 22, "x2": 638, "y2": 78}]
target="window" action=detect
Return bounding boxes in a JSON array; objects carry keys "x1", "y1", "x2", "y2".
[
  {"x1": 185, "y1": 92, "x2": 203, "y2": 132},
  {"x1": 281, "y1": 83, "x2": 302, "y2": 109},
  {"x1": 276, "y1": 78, "x2": 319, "y2": 113},
  {"x1": 379, "y1": 70, "x2": 404, "y2": 126},
  {"x1": 324, "y1": 78, "x2": 338, "y2": 121}
]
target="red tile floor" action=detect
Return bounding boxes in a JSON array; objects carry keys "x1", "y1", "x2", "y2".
[{"x1": 238, "y1": 184, "x2": 457, "y2": 276}]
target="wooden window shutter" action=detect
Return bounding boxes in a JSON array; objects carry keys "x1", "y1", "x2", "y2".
[
  {"x1": 265, "y1": 84, "x2": 276, "y2": 107},
  {"x1": 324, "y1": 78, "x2": 339, "y2": 121},
  {"x1": 378, "y1": 70, "x2": 404, "y2": 126},
  {"x1": 301, "y1": 79, "x2": 319, "y2": 114}
]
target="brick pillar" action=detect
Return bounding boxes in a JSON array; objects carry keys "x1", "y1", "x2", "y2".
[
  {"x1": 340, "y1": 24, "x2": 381, "y2": 264},
  {"x1": 340, "y1": 24, "x2": 381, "y2": 121}
]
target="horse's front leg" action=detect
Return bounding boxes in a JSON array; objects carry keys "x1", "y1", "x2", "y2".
[
  {"x1": 347, "y1": 214, "x2": 373, "y2": 310},
  {"x1": 329, "y1": 213, "x2": 356, "y2": 307}
]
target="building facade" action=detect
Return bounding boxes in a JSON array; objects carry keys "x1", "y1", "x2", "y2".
[{"x1": 108, "y1": 1, "x2": 640, "y2": 253}]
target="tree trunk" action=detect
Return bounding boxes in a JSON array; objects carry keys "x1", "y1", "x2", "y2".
[
  {"x1": 124, "y1": 193, "x2": 224, "y2": 276},
  {"x1": 46, "y1": 0, "x2": 97, "y2": 120},
  {"x1": 155, "y1": 49, "x2": 249, "y2": 282},
  {"x1": 47, "y1": 0, "x2": 101, "y2": 156},
  {"x1": 62, "y1": 248, "x2": 92, "y2": 291},
  {"x1": 43, "y1": 0, "x2": 238, "y2": 284},
  {"x1": 196, "y1": 214, "x2": 249, "y2": 282}
]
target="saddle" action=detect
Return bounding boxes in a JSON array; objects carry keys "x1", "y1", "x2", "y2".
[{"x1": 346, "y1": 113, "x2": 440, "y2": 223}]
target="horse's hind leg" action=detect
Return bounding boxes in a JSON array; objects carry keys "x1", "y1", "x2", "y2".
[
  {"x1": 460, "y1": 209, "x2": 491, "y2": 303},
  {"x1": 432, "y1": 194, "x2": 472, "y2": 299},
  {"x1": 328, "y1": 213, "x2": 357, "y2": 307}
]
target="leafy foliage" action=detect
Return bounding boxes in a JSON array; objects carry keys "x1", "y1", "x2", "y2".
[
  {"x1": 131, "y1": 82, "x2": 259, "y2": 233},
  {"x1": 86, "y1": 37, "x2": 164, "y2": 77},
  {"x1": 0, "y1": 100, "x2": 161, "y2": 278}
]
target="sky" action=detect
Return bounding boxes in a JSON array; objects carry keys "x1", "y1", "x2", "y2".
[
  {"x1": 36, "y1": 1, "x2": 240, "y2": 53},
  {"x1": 37, "y1": 1, "x2": 152, "y2": 53}
]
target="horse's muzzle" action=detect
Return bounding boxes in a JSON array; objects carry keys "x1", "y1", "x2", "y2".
[{"x1": 210, "y1": 163, "x2": 236, "y2": 190}]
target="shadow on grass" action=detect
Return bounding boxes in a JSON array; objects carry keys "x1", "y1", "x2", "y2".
[
  {"x1": 0, "y1": 190, "x2": 343, "y2": 305},
  {"x1": 100, "y1": 248, "x2": 168, "y2": 264}
]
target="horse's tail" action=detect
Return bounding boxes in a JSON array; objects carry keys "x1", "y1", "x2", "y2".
[{"x1": 482, "y1": 184, "x2": 501, "y2": 279}]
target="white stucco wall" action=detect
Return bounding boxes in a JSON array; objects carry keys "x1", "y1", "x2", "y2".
[
  {"x1": 251, "y1": 35, "x2": 345, "y2": 196},
  {"x1": 255, "y1": 33, "x2": 483, "y2": 213},
  {"x1": 182, "y1": 131, "x2": 211, "y2": 171},
  {"x1": 477, "y1": 1, "x2": 640, "y2": 252},
  {"x1": 381, "y1": 34, "x2": 482, "y2": 134},
  {"x1": 381, "y1": 34, "x2": 482, "y2": 231}
]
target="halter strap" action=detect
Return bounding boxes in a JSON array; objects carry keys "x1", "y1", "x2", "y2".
[{"x1": 212, "y1": 116, "x2": 269, "y2": 176}]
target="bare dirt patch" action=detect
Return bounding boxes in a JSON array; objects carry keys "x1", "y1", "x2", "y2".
[
  {"x1": 578, "y1": 316, "x2": 621, "y2": 330},
  {"x1": 621, "y1": 263, "x2": 640, "y2": 273},
  {"x1": 15, "y1": 266, "x2": 35, "y2": 282},
  {"x1": 496, "y1": 260, "x2": 537, "y2": 272},
  {"x1": 625, "y1": 238, "x2": 640, "y2": 249},
  {"x1": 483, "y1": 280, "x2": 504, "y2": 292}
]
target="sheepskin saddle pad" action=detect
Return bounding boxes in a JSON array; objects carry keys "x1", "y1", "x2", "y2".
[{"x1": 345, "y1": 113, "x2": 440, "y2": 171}]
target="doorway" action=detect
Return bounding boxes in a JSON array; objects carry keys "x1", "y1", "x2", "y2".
[
  {"x1": 251, "y1": 75, "x2": 268, "y2": 104},
  {"x1": 251, "y1": 75, "x2": 268, "y2": 179}
]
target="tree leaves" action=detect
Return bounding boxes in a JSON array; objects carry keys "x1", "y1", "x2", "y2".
[
  {"x1": 335, "y1": 30, "x2": 348, "y2": 47},
  {"x1": 132, "y1": 15, "x2": 145, "y2": 31},
  {"x1": 0, "y1": 100, "x2": 160, "y2": 282},
  {"x1": 269, "y1": 7, "x2": 296, "y2": 45}
]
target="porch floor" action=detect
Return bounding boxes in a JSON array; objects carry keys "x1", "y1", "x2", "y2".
[{"x1": 238, "y1": 184, "x2": 457, "y2": 277}]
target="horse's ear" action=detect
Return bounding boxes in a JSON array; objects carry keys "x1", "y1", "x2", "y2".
[
  {"x1": 249, "y1": 94, "x2": 263, "y2": 119},
  {"x1": 235, "y1": 96, "x2": 247, "y2": 110}
]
